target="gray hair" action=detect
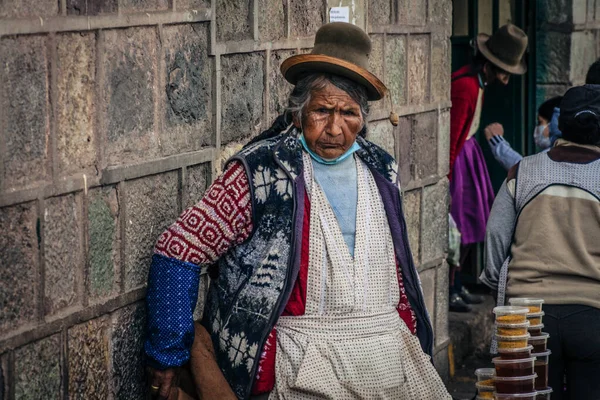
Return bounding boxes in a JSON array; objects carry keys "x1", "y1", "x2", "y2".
[{"x1": 285, "y1": 73, "x2": 370, "y2": 130}]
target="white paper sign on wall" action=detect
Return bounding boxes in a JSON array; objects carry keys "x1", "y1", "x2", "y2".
[{"x1": 329, "y1": 6, "x2": 350, "y2": 23}]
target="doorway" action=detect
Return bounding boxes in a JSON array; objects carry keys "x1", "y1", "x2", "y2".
[
  {"x1": 451, "y1": 0, "x2": 537, "y2": 192},
  {"x1": 450, "y1": 0, "x2": 537, "y2": 283}
]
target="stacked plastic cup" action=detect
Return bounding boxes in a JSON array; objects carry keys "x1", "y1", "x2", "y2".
[
  {"x1": 475, "y1": 368, "x2": 495, "y2": 399},
  {"x1": 492, "y1": 306, "x2": 537, "y2": 400},
  {"x1": 509, "y1": 298, "x2": 553, "y2": 398}
]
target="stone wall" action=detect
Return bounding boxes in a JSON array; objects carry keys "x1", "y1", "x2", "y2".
[
  {"x1": 536, "y1": 0, "x2": 600, "y2": 103},
  {"x1": 0, "y1": 0, "x2": 452, "y2": 397}
]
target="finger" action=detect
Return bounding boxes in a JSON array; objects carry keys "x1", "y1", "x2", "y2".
[{"x1": 157, "y1": 377, "x2": 172, "y2": 400}]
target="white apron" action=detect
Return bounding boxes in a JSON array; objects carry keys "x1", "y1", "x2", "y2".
[{"x1": 269, "y1": 153, "x2": 451, "y2": 400}]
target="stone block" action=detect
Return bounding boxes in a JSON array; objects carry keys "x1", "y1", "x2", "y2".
[
  {"x1": 421, "y1": 180, "x2": 448, "y2": 263},
  {"x1": 44, "y1": 194, "x2": 82, "y2": 315},
  {"x1": 111, "y1": 303, "x2": 146, "y2": 399},
  {"x1": 67, "y1": 0, "x2": 117, "y2": 15},
  {"x1": 120, "y1": 0, "x2": 169, "y2": 12},
  {"x1": 367, "y1": 0, "x2": 392, "y2": 27},
  {"x1": 366, "y1": 120, "x2": 394, "y2": 156},
  {"x1": 186, "y1": 163, "x2": 211, "y2": 208},
  {"x1": 413, "y1": 111, "x2": 438, "y2": 179},
  {"x1": 259, "y1": 0, "x2": 286, "y2": 41},
  {"x1": 14, "y1": 335, "x2": 61, "y2": 399},
  {"x1": 433, "y1": 345, "x2": 449, "y2": 382},
  {"x1": 124, "y1": 171, "x2": 179, "y2": 290},
  {"x1": 216, "y1": 0, "x2": 252, "y2": 42},
  {"x1": 177, "y1": 0, "x2": 210, "y2": 9},
  {"x1": 398, "y1": 0, "x2": 426, "y2": 25},
  {"x1": 402, "y1": 189, "x2": 421, "y2": 264},
  {"x1": 588, "y1": 0, "x2": 596, "y2": 21},
  {"x1": 0, "y1": 36, "x2": 49, "y2": 189},
  {"x1": 429, "y1": 0, "x2": 452, "y2": 28},
  {"x1": 431, "y1": 33, "x2": 450, "y2": 103},
  {"x1": 162, "y1": 23, "x2": 213, "y2": 156},
  {"x1": 289, "y1": 0, "x2": 325, "y2": 37},
  {"x1": 596, "y1": 0, "x2": 600, "y2": 20},
  {"x1": 570, "y1": 31, "x2": 597, "y2": 84},
  {"x1": 88, "y1": 187, "x2": 120, "y2": 300},
  {"x1": 56, "y1": 33, "x2": 97, "y2": 176},
  {"x1": 408, "y1": 35, "x2": 430, "y2": 105},
  {"x1": 269, "y1": 50, "x2": 297, "y2": 120},
  {"x1": 221, "y1": 53, "x2": 265, "y2": 144},
  {"x1": 394, "y1": 116, "x2": 412, "y2": 185},
  {"x1": 385, "y1": 35, "x2": 406, "y2": 108},
  {"x1": 438, "y1": 110, "x2": 450, "y2": 177},
  {"x1": 102, "y1": 28, "x2": 159, "y2": 167},
  {"x1": 572, "y1": 0, "x2": 588, "y2": 23},
  {"x1": 68, "y1": 317, "x2": 110, "y2": 399},
  {"x1": 536, "y1": 30, "x2": 570, "y2": 84},
  {"x1": 368, "y1": 35, "x2": 385, "y2": 87},
  {"x1": 435, "y1": 262, "x2": 449, "y2": 346},
  {"x1": 0, "y1": 203, "x2": 38, "y2": 335},
  {"x1": 0, "y1": 0, "x2": 58, "y2": 18},
  {"x1": 418, "y1": 267, "x2": 436, "y2": 335},
  {"x1": 536, "y1": 85, "x2": 570, "y2": 111},
  {"x1": 537, "y1": 0, "x2": 572, "y2": 26}
]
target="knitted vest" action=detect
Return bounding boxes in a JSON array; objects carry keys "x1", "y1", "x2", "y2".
[
  {"x1": 201, "y1": 130, "x2": 434, "y2": 399},
  {"x1": 495, "y1": 151, "x2": 600, "y2": 307}
]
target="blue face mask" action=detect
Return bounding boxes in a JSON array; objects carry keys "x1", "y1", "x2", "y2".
[{"x1": 298, "y1": 133, "x2": 361, "y2": 165}]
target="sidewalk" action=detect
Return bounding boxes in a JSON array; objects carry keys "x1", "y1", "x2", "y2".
[{"x1": 445, "y1": 295, "x2": 495, "y2": 400}]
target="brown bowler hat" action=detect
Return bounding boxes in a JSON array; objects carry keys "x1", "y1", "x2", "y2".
[
  {"x1": 476, "y1": 23, "x2": 528, "y2": 75},
  {"x1": 281, "y1": 22, "x2": 387, "y2": 101}
]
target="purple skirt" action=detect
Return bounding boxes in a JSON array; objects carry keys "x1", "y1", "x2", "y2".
[{"x1": 450, "y1": 137, "x2": 495, "y2": 245}]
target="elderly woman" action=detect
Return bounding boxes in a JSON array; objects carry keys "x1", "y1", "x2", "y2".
[
  {"x1": 481, "y1": 84, "x2": 600, "y2": 399},
  {"x1": 145, "y1": 22, "x2": 451, "y2": 400}
]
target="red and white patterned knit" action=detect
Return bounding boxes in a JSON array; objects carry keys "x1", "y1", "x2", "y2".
[
  {"x1": 155, "y1": 161, "x2": 253, "y2": 264},
  {"x1": 154, "y1": 160, "x2": 417, "y2": 395}
]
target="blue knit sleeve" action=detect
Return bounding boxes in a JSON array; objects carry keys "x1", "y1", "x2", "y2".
[
  {"x1": 144, "y1": 253, "x2": 202, "y2": 370},
  {"x1": 488, "y1": 136, "x2": 523, "y2": 171}
]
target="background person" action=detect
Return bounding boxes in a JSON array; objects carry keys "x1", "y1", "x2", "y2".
[
  {"x1": 448, "y1": 24, "x2": 528, "y2": 312},
  {"x1": 481, "y1": 84, "x2": 600, "y2": 399},
  {"x1": 484, "y1": 96, "x2": 563, "y2": 171}
]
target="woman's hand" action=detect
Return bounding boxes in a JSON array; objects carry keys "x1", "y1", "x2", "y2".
[
  {"x1": 484, "y1": 123, "x2": 504, "y2": 140},
  {"x1": 148, "y1": 367, "x2": 178, "y2": 400},
  {"x1": 191, "y1": 322, "x2": 237, "y2": 400}
]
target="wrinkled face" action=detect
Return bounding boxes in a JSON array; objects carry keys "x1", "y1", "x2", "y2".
[{"x1": 293, "y1": 82, "x2": 364, "y2": 159}]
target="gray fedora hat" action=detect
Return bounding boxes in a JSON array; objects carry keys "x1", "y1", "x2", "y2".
[
  {"x1": 281, "y1": 22, "x2": 387, "y2": 101},
  {"x1": 476, "y1": 23, "x2": 528, "y2": 75}
]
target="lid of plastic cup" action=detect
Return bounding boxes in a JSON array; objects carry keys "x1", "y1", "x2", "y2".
[
  {"x1": 474, "y1": 367, "x2": 496, "y2": 377},
  {"x1": 492, "y1": 356, "x2": 536, "y2": 364},
  {"x1": 529, "y1": 333, "x2": 550, "y2": 340},
  {"x1": 494, "y1": 373, "x2": 537, "y2": 381},
  {"x1": 531, "y1": 350, "x2": 552, "y2": 357},
  {"x1": 508, "y1": 298, "x2": 545, "y2": 305},
  {"x1": 528, "y1": 323, "x2": 544, "y2": 329},
  {"x1": 493, "y1": 306, "x2": 529, "y2": 315},
  {"x1": 526, "y1": 311, "x2": 545, "y2": 317},
  {"x1": 493, "y1": 392, "x2": 539, "y2": 398},
  {"x1": 495, "y1": 321, "x2": 530, "y2": 328},
  {"x1": 495, "y1": 333, "x2": 531, "y2": 340},
  {"x1": 536, "y1": 387, "x2": 554, "y2": 394},
  {"x1": 475, "y1": 381, "x2": 494, "y2": 390},
  {"x1": 497, "y1": 345, "x2": 533, "y2": 353}
]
